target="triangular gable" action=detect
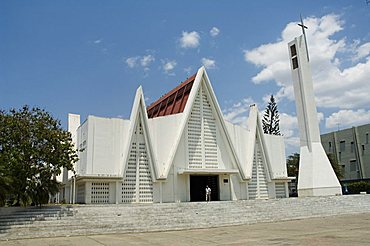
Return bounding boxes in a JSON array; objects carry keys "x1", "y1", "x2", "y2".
[
  {"x1": 245, "y1": 105, "x2": 273, "y2": 182},
  {"x1": 121, "y1": 86, "x2": 158, "y2": 180},
  {"x1": 160, "y1": 67, "x2": 245, "y2": 179}
]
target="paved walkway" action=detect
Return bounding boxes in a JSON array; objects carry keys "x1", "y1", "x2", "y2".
[{"x1": 2, "y1": 213, "x2": 370, "y2": 245}]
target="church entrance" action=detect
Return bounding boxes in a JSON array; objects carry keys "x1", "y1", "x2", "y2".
[{"x1": 190, "y1": 175, "x2": 219, "y2": 202}]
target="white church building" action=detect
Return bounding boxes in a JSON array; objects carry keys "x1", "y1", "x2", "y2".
[{"x1": 62, "y1": 67, "x2": 290, "y2": 204}]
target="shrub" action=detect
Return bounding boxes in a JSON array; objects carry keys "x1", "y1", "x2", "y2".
[{"x1": 346, "y1": 181, "x2": 370, "y2": 194}]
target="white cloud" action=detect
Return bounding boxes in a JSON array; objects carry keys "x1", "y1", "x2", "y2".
[
  {"x1": 210, "y1": 27, "x2": 220, "y2": 37},
  {"x1": 280, "y1": 113, "x2": 298, "y2": 137},
  {"x1": 162, "y1": 60, "x2": 177, "y2": 74},
  {"x1": 223, "y1": 97, "x2": 255, "y2": 128},
  {"x1": 180, "y1": 31, "x2": 200, "y2": 48},
  {"x1": 317, "y1": 112, "x2": 324, "y2": 123},
  {"x1": 126, "y1": 56, "x2": 139, "y2": 68},
  {"x1": 278, "y1": 112, "x2": 300, "y2": 155},
  {"x1": 354, "y1": 42, "x2": 370, "y2": 61},
  {"x1": 224, "y1": 97, "x2": 301, "y2": 155},
  {"x1": 201, "y1": 58, "x2": 216, "y2": 69},
  {"x1": 140, "y1": 55, "x2": 155, "y2": 67},
  {"x1": 125, "y1": 54, "x2": 155, "y2": 70},
  {"x1": 325, "y1": 109, "x2": 370, "y2": 129},
  {"x1": 94, "y1": 39, "x2": 102, "y2": 44},
  {"x1": 244, "y1": 14, "x2": 370, "y2": 109}
]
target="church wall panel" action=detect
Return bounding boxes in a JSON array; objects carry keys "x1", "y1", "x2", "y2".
[
  {"x1": 220, "y1": 174, "x2": 231, "y2": 201},
  {"x1": 90, "y1": 117, "x2": 123, "y2": 175},
  {"x1": 162, "y1": 173, "x2": 175, "y2": 203}
]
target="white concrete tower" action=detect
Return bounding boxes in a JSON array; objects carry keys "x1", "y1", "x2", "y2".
[{"x1": 288, "y1": 18, "x2": 342, "y2": 197}]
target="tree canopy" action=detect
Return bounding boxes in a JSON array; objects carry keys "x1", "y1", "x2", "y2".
[
  {"x1": 286, "y1": 152, "x2": 343, "y2": 180},
  {"x1": 0, "y1": 106, "x2": 78, "y2": 206},
  {"x1": 262, "y1": 95, "x2": 281, "y2": 135},
  {"x1": 286, "y1": 153, "x2": 300, "y2": 178}
]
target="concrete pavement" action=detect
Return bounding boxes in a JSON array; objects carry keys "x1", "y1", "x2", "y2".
[{"x1": 2, "y1": 213, "x2": 370, "y2": 245}]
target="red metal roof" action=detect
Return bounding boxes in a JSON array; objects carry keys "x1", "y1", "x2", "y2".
[{"x1": 147, "y1": 73, "x2": 197, "y2": 119}]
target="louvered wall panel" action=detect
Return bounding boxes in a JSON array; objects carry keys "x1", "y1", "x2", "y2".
[
  {"x1": 275, "y1": 183, "x2": 286, "y2": 198},
  {"x1": 121, "y1": 116, "x2": 153, "y2": 203},
  {"x1": 248, "y1": 157, "x2": 258, "y2": 199},
  {"x1": 187, "y1": 85, "x2": 218, "y2": 169},
  {"x1": 256, "y1": 142, "x2": 269, "y2": 199},
  {"x1": 122, "y1": 142, "x2": 137, "y2": 203},
  {"x1": 248, "y1": 141, "x2": 268, "y2": 199},
  {"x1": 188, "y1": 90, "x2": 203, "y2": 169},
  {"x1": 138, "y1": 143, "x2": 153, "y2": 203},
  {"x1": 202, "y1": 89, "x2": 218, "y2": 169}
]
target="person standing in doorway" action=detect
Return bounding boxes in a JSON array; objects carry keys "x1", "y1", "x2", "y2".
[{"x1": 205, "y1": 185, "x2": 211, "y2": 202}]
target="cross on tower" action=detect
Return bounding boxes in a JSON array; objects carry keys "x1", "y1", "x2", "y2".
[{"x1": 298, "y1": 15, "x2": 310, "y2": 61}]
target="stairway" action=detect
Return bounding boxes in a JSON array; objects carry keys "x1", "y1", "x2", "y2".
[{"x1": 1, "y1": 195, "x2": 370, "y2": 240}]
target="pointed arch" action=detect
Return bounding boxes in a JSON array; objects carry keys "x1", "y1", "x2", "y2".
[
  {"x1": 246, "y1": 105, "x2": 276, "y2": 199},
  {"x1": 160, "y1": 67, "x2": 245, "y2": 179},
  {"x1": 120, "y1": 87, "x2": 158, "y2": 203}
]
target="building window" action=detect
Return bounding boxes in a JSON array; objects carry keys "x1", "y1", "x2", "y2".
[
  {"x1": 362, "y1": 145, "x2": 365, "y2": 155},
  {"x1": 366, "y1": 133, "x2": 369, "y2": 144},
  {"x1": 329, "y1": 141, "x2": 332, "y2": 151},
  {"x1": 351, "y1": 142, "x2": 355, "y2": 153},
  {"x1": 339, "y1": 152, "x2": 342, "y2": 161},
  {"x1": 340, "y1": 141, "x2": 345, "y2": 152},
  {"x1": 290, "y1": 44, "x2": 297, "y2": 57},
  {"x1": 292, "y1": 57, "x2": 298, "y2": 69},
  {"x1": 350, "y1": 160, "x2": 357, "y2": 172}
]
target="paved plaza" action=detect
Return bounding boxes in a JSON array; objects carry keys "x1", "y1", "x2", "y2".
[{"x1": 2, "y1": 213, "x2": 370, "y2": 246}]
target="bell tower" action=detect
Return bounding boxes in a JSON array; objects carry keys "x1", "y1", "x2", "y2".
[{"x1": 288, "y1": 16, "x2": 342, "y2": 197}]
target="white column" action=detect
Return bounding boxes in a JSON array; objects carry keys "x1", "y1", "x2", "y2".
[{"x1": 288, "y1": 34, "x2": 341, "y2": 197}]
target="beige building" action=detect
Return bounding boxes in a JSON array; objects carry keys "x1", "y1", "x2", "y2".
[{"x1": 321, "y1": 124, "x2": 370, "y2": 182}]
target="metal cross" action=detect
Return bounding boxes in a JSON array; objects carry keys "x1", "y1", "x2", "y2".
[{"x1": 298, "y1": 15, "x2": 310, "y2": 61}]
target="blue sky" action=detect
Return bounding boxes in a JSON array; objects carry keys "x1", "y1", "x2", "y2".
[{"x1": 1, "y1": 1, "x2": 370, "y2": 155}]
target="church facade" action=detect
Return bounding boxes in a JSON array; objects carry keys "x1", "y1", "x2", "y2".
[{"x1": 62, "y1": 67, "x2": 290, "y2": 204}]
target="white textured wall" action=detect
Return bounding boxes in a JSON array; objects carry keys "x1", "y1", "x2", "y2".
[
  {"x1": 148, "y1": 113, "x2": 184, "y2": 178},
  {"x1": 73, "y1": 103, "x2": 289, "y2": 202},
  {"x1": 77, "y1": 116, "x2": 130, "y2": 176},
  {"x1": 264, "y1": 134, "x2": 287, "y2": 178},
  {"x1": 63, "y1": 114, "x2": 81, "y2": 182},
  {"x1": 225, "y1": 121, "x2": 252, "y2": 175}
]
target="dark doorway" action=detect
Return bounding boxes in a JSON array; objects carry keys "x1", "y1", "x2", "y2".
[{"x1": 190, "y1": 175, "x2": 219, "y2": 202}]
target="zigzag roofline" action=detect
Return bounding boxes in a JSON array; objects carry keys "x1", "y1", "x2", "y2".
[
  {"x1": 120, "y1": 86, "x2": 159, "y2": 180},
  {"x1": 245, "y1": 105, "x2": 275, "y2": 180}
]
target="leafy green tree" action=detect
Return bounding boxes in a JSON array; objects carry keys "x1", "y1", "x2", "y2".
[
  {"x1": 0, "y1": 106, "x2": 78, "y2": 206},
  {"x1": 327, "y1": 153, "x2": 343, "y2": 179},
  {"x1": 286, "y1": 153, "x2": 300, "y2": 178},
  {"x1": 262, "y1": 95, "x2": 281, "y2": 135},
  {"x1": 286, "y1": 152, "x2": 343, "y2": 180},
  {"x1": 0, "y1": 155, "x2": 12, "y2": 206}
]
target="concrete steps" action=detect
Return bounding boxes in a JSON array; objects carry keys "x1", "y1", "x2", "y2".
[{"x1": 1, "y1": 195, "x2": 370, "y2": 240}]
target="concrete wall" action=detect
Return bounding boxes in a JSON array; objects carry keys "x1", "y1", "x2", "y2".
[
  {"x1": 77, "y1": 116, "x2": 130, "y2": 176},
  {"x1": 70, "y1": 102, "x2": 289, "y2": 203},
  {"x1": 264, "y1": 134, "x2": 287, "y2": 178},
  {"x1": 321, "y1": 124, "x2": 370, "y2": 181}
]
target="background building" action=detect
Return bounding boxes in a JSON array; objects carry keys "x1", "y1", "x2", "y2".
[{"x1": 321, "y1": 124, "x2": 370, "y2": 183}]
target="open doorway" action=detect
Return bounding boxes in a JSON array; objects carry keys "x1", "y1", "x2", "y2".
[{"x1": 190, "y1": 175, "x2": 219, "y2": 202}]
